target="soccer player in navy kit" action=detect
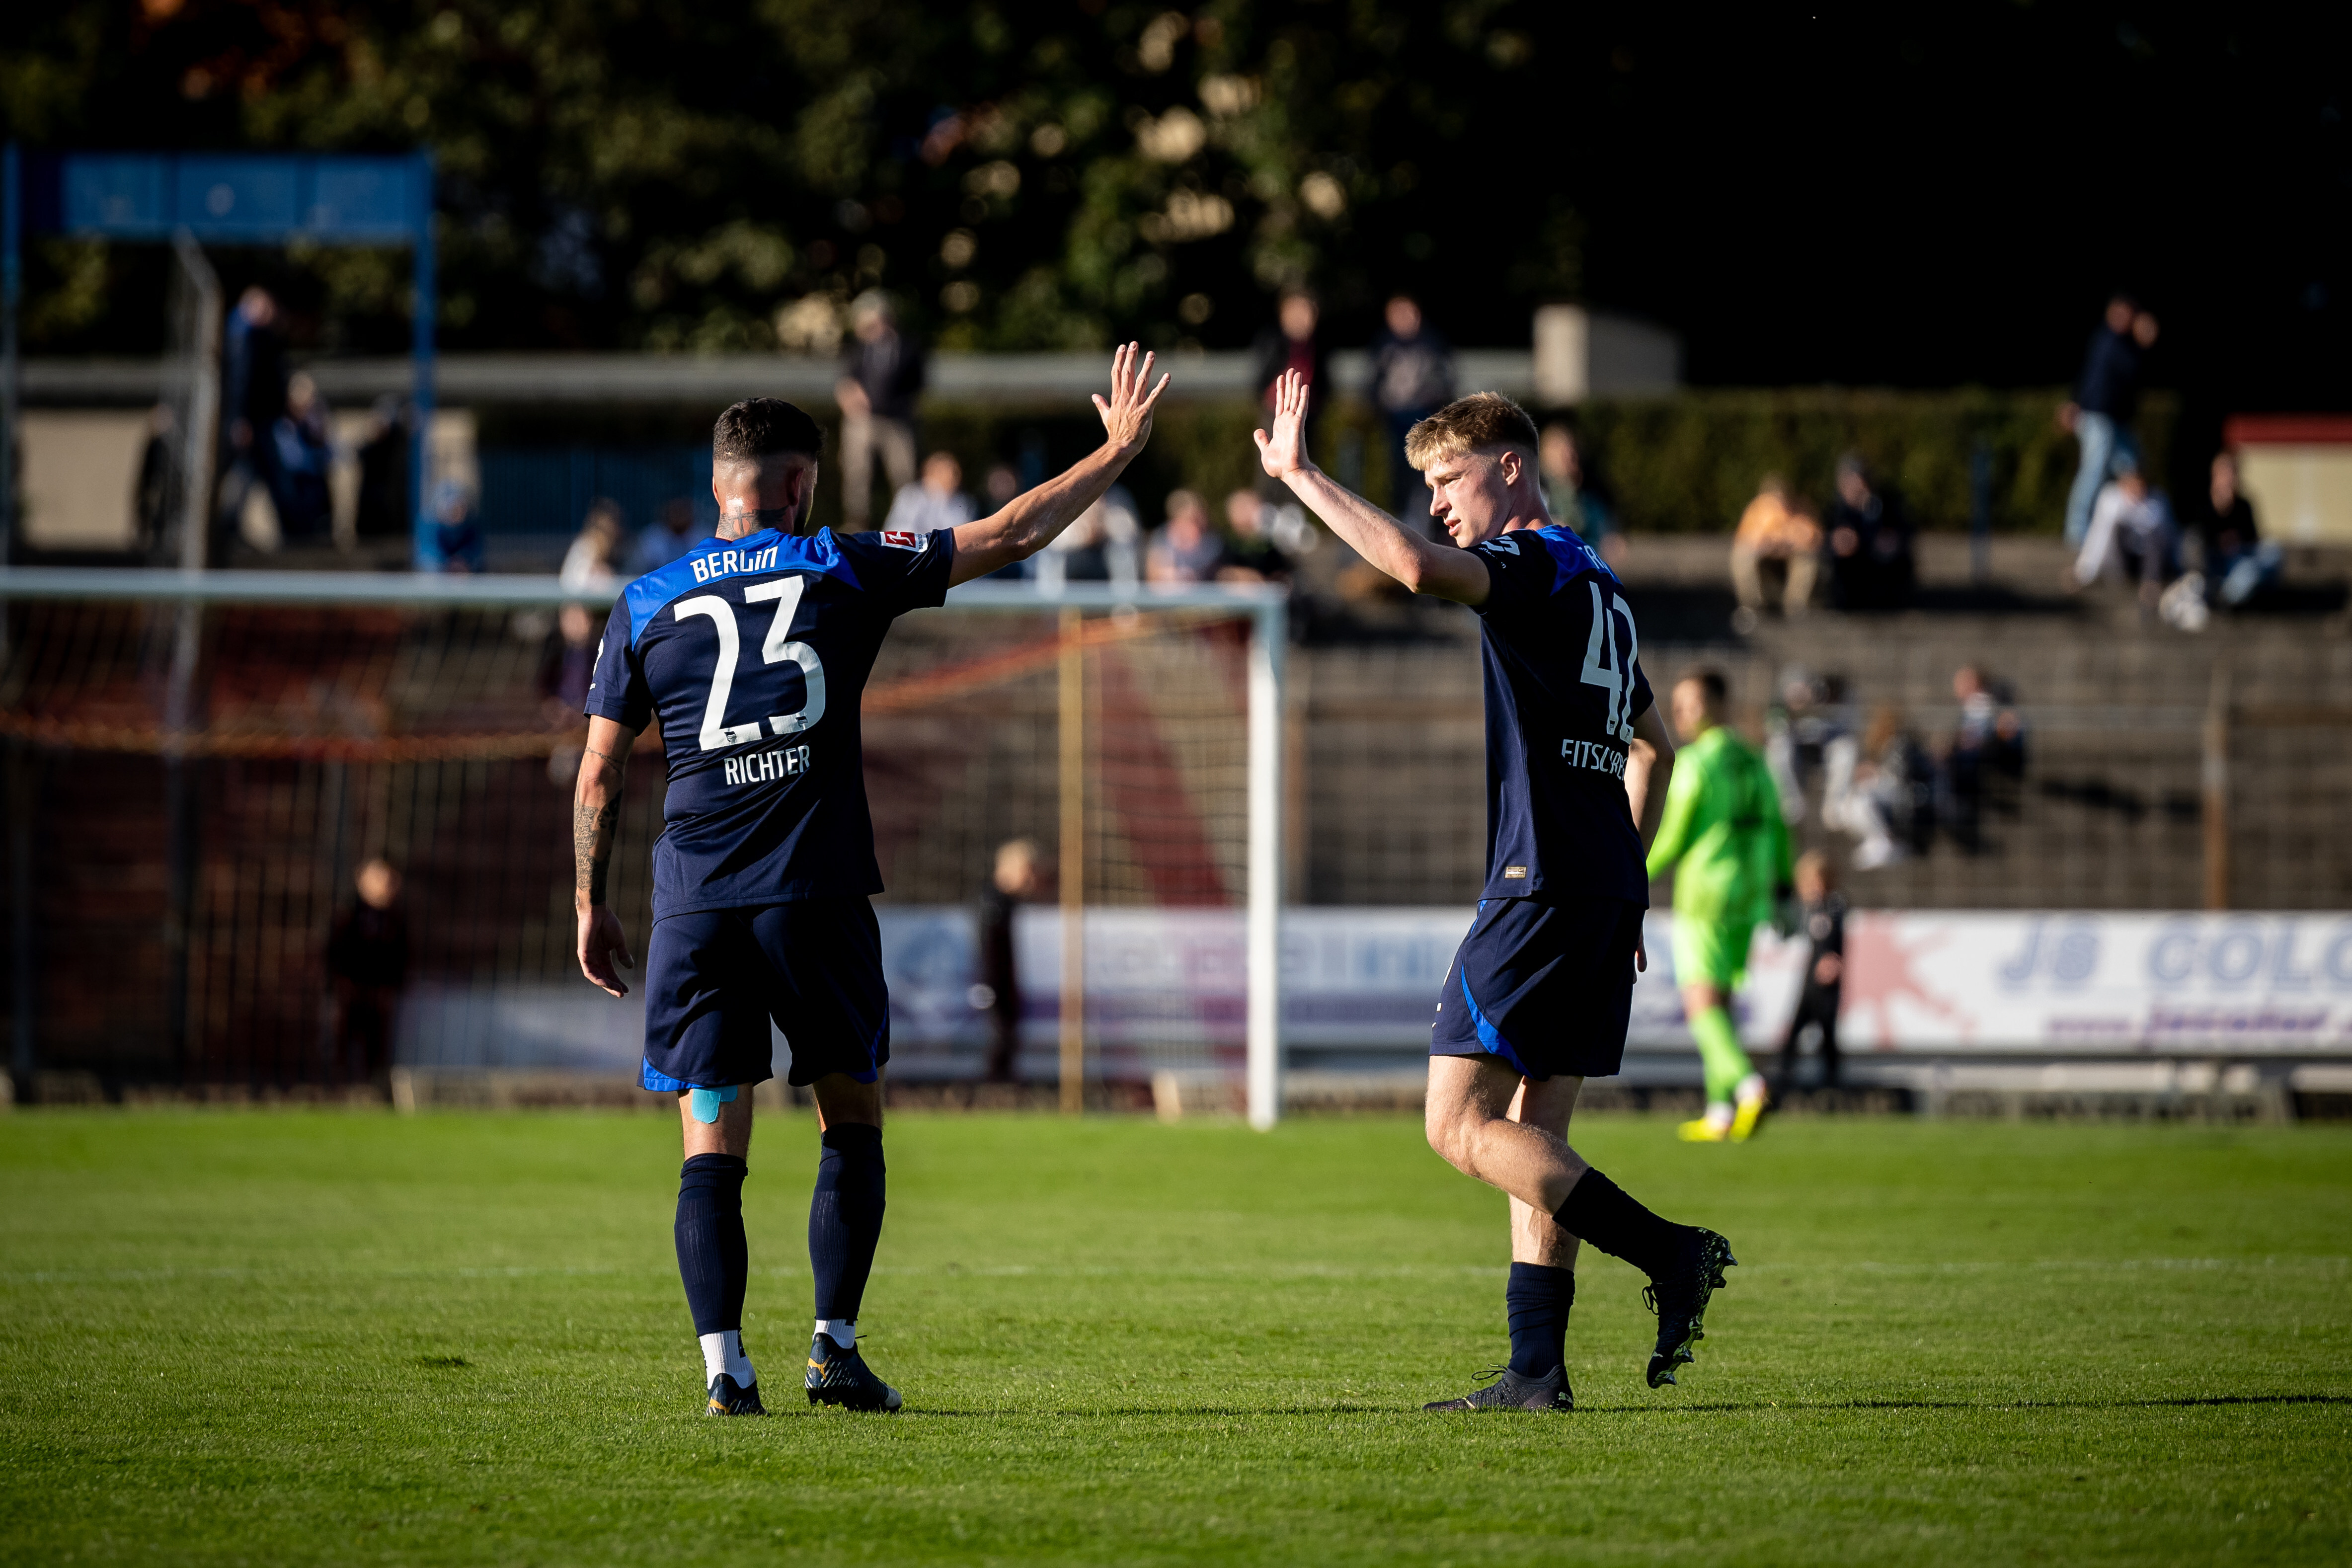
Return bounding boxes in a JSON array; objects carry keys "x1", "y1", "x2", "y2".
[
  {"x1": 573, "y1": 346, "x2": 1169, "y2": 1415},
  {"x1": 1256, "y1": 376, "x2": 1737, "y2": 1411}
]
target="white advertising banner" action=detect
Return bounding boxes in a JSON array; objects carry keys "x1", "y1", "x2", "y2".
[{"x1": 875, "y1": 907, "x2": 2352, "y2": 1060}]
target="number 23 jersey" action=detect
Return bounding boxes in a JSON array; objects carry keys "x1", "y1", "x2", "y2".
[
  {"x1": 586, "y1": 526, "x2": 955, "y2": 918},
  {"x1": 1467, "y1": 524, "x2": 1654, "y2": 906}
]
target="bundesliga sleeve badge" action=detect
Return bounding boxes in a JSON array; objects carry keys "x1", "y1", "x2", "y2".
[{"x1": 879, "y1": 531, "x2": 924, "y2": 549}]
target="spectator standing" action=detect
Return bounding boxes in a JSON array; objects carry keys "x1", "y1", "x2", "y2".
[
  {"x1": 1252, "y1": 291, "x2": 1326, "y2": 481},
  {"x1": 1538, "y1": 424, "x2": 1624, "y2": 566},
  {"x1": 268, "y1": 371, "x2": 334, "y2": 544},
  {"x1": 134, "y1": 403, "x2": 179, "y2": 560},
  {"x1": 421, "y1": 479, "x2": 486, "y2": 573},
  {"x1": 634, "y1": 497, "x2": 701, "y2": 573},
  {"x1": 1824, "y1": 455, "x2": 1914, "y2": 611},
  {"x1": 219, "y1": 286, "x2": 288, "y2": 549},
  {"x1": 560, "y1": 498, "x2": 626, "y2": 595},
  {"x1": 883, "y1": 451, "x2": 976, "y2": 535},
  {"x1": 2189, "y1": 450, "x2": 2281, "y2": 608},
  {"x1": 834, "y1": 291, "x2": 926, "y2": 532},
  {"x1": 2060, "y1": 294, "x2": 2159, "y2": 546},
  {"x1": 326, "y1": 857, "x2": 409, "y2": 1091},
  {"x1": 2066, "y1": 460, "x2": 2177, "y2": 610},
  {"x1": 1764, "y1": 668, "x2": 1849, "y2": 825},
  {"x1": 354, "y1": 397, "x2": 412, "y2": 541},
  {"x1": 1146, "y1": 489, "x2": 1227, "y2": 584},
  {"x1": 1729, "y1": 476, "x2": 1822, "y2": 628},
  {"x1": 978, "y1": 838, "x2": 1044, "y2": 1083},
  {"x1": 1775, "y1": 853, "x2": 1846, "y2": 1095},
  {"x1": 539, "y1": 602, "x2": 602, "y2": 786},
  {"x1": 1370, "y1": 295, "x2": 1455, "y2": 530}
]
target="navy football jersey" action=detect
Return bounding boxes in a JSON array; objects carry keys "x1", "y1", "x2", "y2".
[
  {"x1": 585, "y1": 526, "x2": 955, "y2": 918},
  {"x1": 1465, "y1": 524, "x2": 1654, "y2": 905}
]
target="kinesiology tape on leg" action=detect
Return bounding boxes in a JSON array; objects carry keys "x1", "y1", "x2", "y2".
[
  {"x1": 1553, "y1": 1169, "x2": 1690, "y2": 1281},
  {"x1": 675, "y1": 1153, "x2": 750, "y2": 1337},
  {"x1": 1505, "y1": 1261, "x2": 1575, "y2": 1380},
  {"x1": 808, "y1": 1124, "x2": 887, "y2": 1323},
  {"x1": 1689, "y1": 1006, "x2": 1753, "y2": 1105}
]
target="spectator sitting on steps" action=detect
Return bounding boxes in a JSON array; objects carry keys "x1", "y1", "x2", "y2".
[
  {"x1": 1147, "y1": 489, "x2": 1227, "y2": 584},
  {"x1": 2065, "y1": 459, "x2": 2178, "y2": 613},
  {"x1": 2189, "y1": 450, "x2": 2281, "y2": 610},
  {"x1": 1824, "y1": 455, "x2": 1914, "y2": 612},
  {"x1": 1729, "y1": 475, "x2": 1822, "y2": 632}
]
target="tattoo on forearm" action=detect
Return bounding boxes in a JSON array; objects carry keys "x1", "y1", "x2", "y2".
[{"x1": 573, "y1": 798, "x2": 622, "y2": 904}]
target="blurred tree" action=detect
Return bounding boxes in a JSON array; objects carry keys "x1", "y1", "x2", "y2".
[{"x1": 0, "y1": 0, "x2": 1584, "y2": 354}]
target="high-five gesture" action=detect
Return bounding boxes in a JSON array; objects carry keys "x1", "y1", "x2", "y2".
[
  {"x1": 949, "y1": 342, "x2": 1175, "y2": 584},
  {"x1": 1094, "y1": 342, "x2": 1172, "y2": 458},
  {"x1": 1253, "y1": 369, "x2": 1314, "y2": 480}
]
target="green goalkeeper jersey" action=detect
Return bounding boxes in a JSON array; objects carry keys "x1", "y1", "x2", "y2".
[{"x1": 1643, "y1": 722, "x2": 1792, "y2": 927}]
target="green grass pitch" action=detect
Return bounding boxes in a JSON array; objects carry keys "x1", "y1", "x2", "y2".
[{"x1": 2, "y1": 1108, "x2": 2348, "y2": 1565}]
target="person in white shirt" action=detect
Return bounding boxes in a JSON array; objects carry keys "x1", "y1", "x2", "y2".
[
  {"x1": 882, "y1": 451, "x2": 975, "y2": 536},
  {"x1": 2066, "y1": 462, "x2": 2177, "y2": 609}
]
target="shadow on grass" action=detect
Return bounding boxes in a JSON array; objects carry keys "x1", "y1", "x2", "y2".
[{"x1": 853, "y1": 1394, "x2": 2352, "y2": 1419}]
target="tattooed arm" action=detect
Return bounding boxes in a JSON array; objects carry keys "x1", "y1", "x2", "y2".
[{"x1": 574, "y1": 715, "x2": 639, "y2": 998}]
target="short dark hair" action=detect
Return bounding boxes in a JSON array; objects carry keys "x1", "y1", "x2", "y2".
[
  {"x1": 1679, "y1": 667, "x2": 1729, "y2": 704},
  {"x1": 713, "y1": 398, "x2": 823, "y2": 466}
]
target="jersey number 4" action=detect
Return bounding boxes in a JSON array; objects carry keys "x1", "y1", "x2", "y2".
[
  {"x1": 674, "y1": 578, "x2": 828, "y2": 751},
  {"x1": 1579, "y1": 580, "x2": 1641, "y2": 740}
]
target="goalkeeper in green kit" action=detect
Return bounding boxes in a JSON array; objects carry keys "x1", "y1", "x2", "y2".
[{"x1": 1646, "y1": 669, "x2": 1793, "y2": 1143}]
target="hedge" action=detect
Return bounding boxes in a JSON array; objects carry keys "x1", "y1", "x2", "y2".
[{"x1": 875, "y1": 387, "x2": 2175, "y2": 539}]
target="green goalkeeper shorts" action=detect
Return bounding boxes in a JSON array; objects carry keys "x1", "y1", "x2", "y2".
[{"x1": 1670, "y1": 914, "x2": 1758, "y2": 990}]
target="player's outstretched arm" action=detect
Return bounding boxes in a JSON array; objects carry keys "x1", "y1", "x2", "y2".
[
  {"x1": 948, "y1": 343, "x2": 1171, "y2": 585},
  {"x1": 573, "y1": 715, "x2": 638, "y2": 998},
  {"x1": 1254, "y1": 370, "x2": 1491, "y2": 606}
]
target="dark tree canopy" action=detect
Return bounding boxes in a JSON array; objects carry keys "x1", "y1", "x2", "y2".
[{"x1": 1, "y1": 0, "x2": 2345, "y2": 407}]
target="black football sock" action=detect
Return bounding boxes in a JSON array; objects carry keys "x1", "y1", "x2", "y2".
[
  {"x1": 808, "y1": 1123, "x2": 887, "y2": 1334},
  {"x1": 1505, "y1": 1262, "x2": 1575, "y2": 1379},
  {"x1": 1553, "y1": 1169, "x2": 1693, "y2": 1281},
  {"x1": 675, "y1": 1154, "x2": 750, "y2": 1338}
]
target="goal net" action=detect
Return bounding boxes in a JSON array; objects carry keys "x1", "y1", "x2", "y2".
[{"x1": 0, "y1": 574, "x2": 1284, "y2": 1115}]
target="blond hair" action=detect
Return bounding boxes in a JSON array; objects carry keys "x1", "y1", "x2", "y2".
[{"x1": 1402, "y1": 392, "x2": 1542, "y2": 472}]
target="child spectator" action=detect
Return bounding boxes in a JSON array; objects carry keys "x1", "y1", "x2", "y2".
[{"x1": 1775, "y1": 852, "x2": 1846, "y2": 1095}]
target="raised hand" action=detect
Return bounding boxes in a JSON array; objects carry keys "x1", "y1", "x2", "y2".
[
  {"x1": 1252, "y1": 370, "x2": 1313, "y2": 479},
  {"x1": 1093, "y1": 342, "x2": 1171, "y2": 456}
]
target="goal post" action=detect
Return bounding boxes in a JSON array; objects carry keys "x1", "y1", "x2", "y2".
[{"x1": 0, "y1": 567, "x2": 1288, "y2": 1122}]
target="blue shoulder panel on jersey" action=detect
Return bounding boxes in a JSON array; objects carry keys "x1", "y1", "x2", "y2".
[
  {"x1": 622, "y1": 529, "x2": 864, "y2": 644},
  {"x1": 1535, "y1": 525, "x2": 1621, "y2": 594}
]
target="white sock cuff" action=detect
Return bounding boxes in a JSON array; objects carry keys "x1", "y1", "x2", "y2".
[{"x1": 814, "y1": 1318, "x2": 856, "y2": 1349}]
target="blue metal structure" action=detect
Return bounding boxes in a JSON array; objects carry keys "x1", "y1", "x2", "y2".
[{"x1": 0, "y1": 148, "x2": 437, "y2": 566}]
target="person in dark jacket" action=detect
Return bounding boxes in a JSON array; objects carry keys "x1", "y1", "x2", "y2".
[
  {"x1": 1369, "y1": 295, "x2": 1455, "y2": 533},
  {"x1": 354, "y1": 397, "x2": 412, "y2": 541},
  {"x1": 1251, "y1": 291, "x2": 1326, "y2": 477},
  {"x1": 327, "y1": 858, "x2": 410, "y2": 1090},
  {"x1": 834, "y1": 292, "x2": 927, "y2": 532},
  {"x1": 219, "y1": 287, "x2": 288, "y2": 550},
  {"x1": 2189, "y1": 450, "x2": 2281, "y2": 608},
  {"x1": 1823, "y1": 454, "x2": 1915, "y2": 610},
  {"x1": 134, "y1": 403, "x2": 180, "y2": 561},
  {"x1": 2059, "y1": 294, "x2": 2159, "y2": 546},
  {"x1": 1775, "y1": 852, "x2": 1845, "y2": 1095},
  {"x1": 977, "y1": 839, "x2": 1043, "y2": 1083}
]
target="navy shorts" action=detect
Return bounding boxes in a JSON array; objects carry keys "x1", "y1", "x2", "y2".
[
  {"x1": 640, "y1": 898, "x2": 890, "y2": 1092},
  {"x1": 1431, "y1": 896, "x2": 1644, "y2": 1082}
]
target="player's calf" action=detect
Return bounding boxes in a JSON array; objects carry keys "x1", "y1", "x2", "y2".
[{"x1": 1554, "y1": 1171, "x2": 1737, "y2": 1387}]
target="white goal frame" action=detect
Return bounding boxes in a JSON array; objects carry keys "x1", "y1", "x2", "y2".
[{"x1": 0, "y1": 568, "x2": 1290, "y2": 1127}]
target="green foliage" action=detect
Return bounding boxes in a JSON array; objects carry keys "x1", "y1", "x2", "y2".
[
  {"x1": 1572, "y1": 388, "x2": 2179, "y2": 535},
  {"x1": 2, "y1": 1110, "x2": 2349, "y2": 1565},
  {"x1": 0, "y1": 2, "x2": 1591, "y2": 354}
]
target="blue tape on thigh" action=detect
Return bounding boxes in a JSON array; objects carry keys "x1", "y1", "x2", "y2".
[{"x1": 687, "y1": 1086, "x2": 739, "y2": 1124}]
